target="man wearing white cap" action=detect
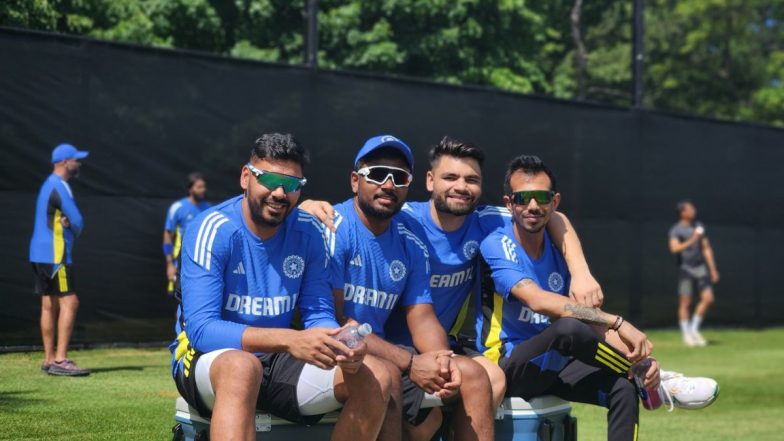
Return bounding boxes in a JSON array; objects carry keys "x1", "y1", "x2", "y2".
[{"x1": 29, "y1": 143, "x2": 90, "y2": 376}]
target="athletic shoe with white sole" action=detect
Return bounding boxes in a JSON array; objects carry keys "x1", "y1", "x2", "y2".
[
  {"x1": 692, "y1": 331, "x2": 708, "y2": 347},
  {"x1": 682, "y1": 333, "x2": 697, "y2": 348},
  {"x1": 658, "y1": 370, "x2": 719, "y2": 410}
]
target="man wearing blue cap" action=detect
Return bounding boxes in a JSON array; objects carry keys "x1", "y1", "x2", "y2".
[
  {"x1": 29, "y1": 143, "x2": 91, "y2": 376},
  {"x1": 326, "y1": 135, "x2": 495, "y2": 441}
]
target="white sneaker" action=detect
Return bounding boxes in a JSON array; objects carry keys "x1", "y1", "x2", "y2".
[
  {"x1": 692, "y1": 331, "x2": 708, "y2": 347},
  {"x1": 682, "y1": 333, "x2": 697, "y2": 347},
  {"x1": 658, "y1": 370, "x2": 719, "y2": 410}
]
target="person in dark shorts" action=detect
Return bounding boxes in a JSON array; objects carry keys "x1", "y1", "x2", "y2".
[
  {"x1": 29, "y1": 143, "x2": 91, "y2": 376},
  {"x1": 162, "y1": 172, "x2": 210, "y2": 296},
  {"x1": 169, "y1": 133, "x2": 398, "y2": 441},
  {"x1": 478, "y1": 155, "x2": 656, "y2": 441},
  {"x1": 669, "y1": 200, "x2": 719, "y2": 347}
]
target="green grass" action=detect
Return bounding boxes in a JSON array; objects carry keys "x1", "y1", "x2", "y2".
[
  {"x1": 571, "y1": 328, "x2": 784, "y2": 441},
  {"x1": 1, "y1": 329, "x2": 783, "y2": 440},
  {"x1": 0, "y1": 348, "x2": 175, "y2": 441}
]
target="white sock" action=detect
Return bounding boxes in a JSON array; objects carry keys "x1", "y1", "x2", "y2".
[
  {"x1": 680, "y1": 320, "x2": 691, "y2": 336},
  {"x1": 691, "y1": 315, "x2": 703, "y2": 333}
]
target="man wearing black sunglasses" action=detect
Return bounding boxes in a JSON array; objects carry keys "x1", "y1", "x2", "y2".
[
  {"x1": 478, "y1": 155, "x2": 656, "y2": 441},
  {"x1": 326, "y1": 135, "x2": 495, "y2": 441},
  {"x1": 169, "y1": 133, "x2": 398, "y2": 441}
]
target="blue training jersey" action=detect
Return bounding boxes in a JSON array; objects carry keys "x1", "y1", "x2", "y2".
[
  {"x1": 384, "y1": 202, "x2": 509, "y2": 345},
  {"x1": 164, "y1": 197, "x2": 211, "y2": 262},
  {"x1": 29, "y1": 174, "x2": 84, "y2": 265},
  {"x1": 169, "y1": 195, "x2": 338, "y2": 375},
  {"x1": 477, "y1": 223, "x2": 570, "y2": 363},
  {"x1": 328, "y1": 199, "x2": 432, "y2": 338}
]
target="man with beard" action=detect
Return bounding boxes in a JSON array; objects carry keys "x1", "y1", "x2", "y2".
[
  {"x1": 327, "y1": 135, "x2": 494, "y2": 441},
  {"x1": 30, "y1": 143, "x2": 91, "y2": 376},
  {"x1": 170, "y1": 133, "x2": 399, "y2": 441},
  {"x1": 479, "y1": 155, "x2": 718, "y2": 441},
  {"x1": 305, "y1": 136, "x2": 602, "y2": 409},
  {"x1": 163, "y1": 172, "x2": 211, "y2": 296}
]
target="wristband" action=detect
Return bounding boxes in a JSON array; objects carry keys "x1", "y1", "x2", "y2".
[
  {"x1": 163, "y1": 243, "x2": 174, "y2": 257},
  {"x1": 611, "y1": 315, "x2": 624, "y2": 331},
  {"x1": 402, "y1": 353, "x2": 414, "y2": 375}
]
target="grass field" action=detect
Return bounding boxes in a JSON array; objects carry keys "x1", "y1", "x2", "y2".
[{"x1": 1, "y1": 328, "x2": 783, "y2": 440}]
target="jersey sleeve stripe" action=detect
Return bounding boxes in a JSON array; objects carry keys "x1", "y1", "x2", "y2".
[
  {"x1": 397, "y1": 224, "x2": 431, "y2": 272},
  {"x1": 203, "y1": 217, "x2": 229, "y2": 270},
  {"x1": 297, "y1": 213, "x2": 331, "y2": 267},
  {"x1": 168, "y1": 201, "x2": 183, "y2": 222},
  {"x1": 194, "y1": 212, "x2": 223, "y2": 266},
  {"x1": 478, "y1": 206, "x2": 511, "y2": 218},
  {"x1": 60, "y1": 180, "x2": 74, "y2": 199},
  {"x1": 328, "y1": 213, "x2": 344, "y2": 256}
]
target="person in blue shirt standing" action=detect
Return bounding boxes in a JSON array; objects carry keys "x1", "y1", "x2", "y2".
[
  {"x1": 479, "y1": 155, "x2": 655, "y2": 441},
  {"x1": 170, "y1": 133, "x2": 398, "y2": 441},
  {"x1": 163, "y1": 172, "x2": 211, "y2": 296},
  {"x1": 327, "y1": 135, "x2": 494, "y2": 441},
  {"x1": 29, "y1": 143, "x2": 91, "y2": 376}
]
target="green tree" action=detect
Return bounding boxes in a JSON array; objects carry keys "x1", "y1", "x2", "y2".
[
  {"x1": 1, "y1": 0, "x2": 782, "y2": 125},
  {"x1": 0, "y1": 0, "x2": 59, "y2": 30}
]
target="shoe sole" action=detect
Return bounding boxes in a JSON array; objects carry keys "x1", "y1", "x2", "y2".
[
  {"x1": 47, "y1": 368, "x2": 90, "y2": 377},
  {"x1": 674, "y1": 383, "x2": 720, "y2": 409}
]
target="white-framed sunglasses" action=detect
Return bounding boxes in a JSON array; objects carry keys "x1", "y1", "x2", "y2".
[{"x1": 356, "y1": 165, "x2": 413, "y2": 188}]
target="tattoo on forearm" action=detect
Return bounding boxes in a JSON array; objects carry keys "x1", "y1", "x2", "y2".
[{"x1": 563, "y1": 304, "x2": 610, "y2": 326}]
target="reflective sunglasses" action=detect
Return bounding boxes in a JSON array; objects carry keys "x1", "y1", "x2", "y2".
[
  {"x1": 356, "y1": 165, "x2": 413, "y2": 188},
  {"x1": 246, "y1": 163, "x2": 307, "y2": 193},
  {"x1": 511, "y1": 190, "x2": 554, "y2": 205}
]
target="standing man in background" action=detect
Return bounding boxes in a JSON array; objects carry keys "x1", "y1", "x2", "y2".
[
  {"x1": 669, "y1": 200, "x2": 719, "y2": 347},
  {"x1": 29, "y1": 143, "x2": 91, "y2": 376},
  {"x1": 163, "y1": 172, "x2": 210, "y2": 296}
]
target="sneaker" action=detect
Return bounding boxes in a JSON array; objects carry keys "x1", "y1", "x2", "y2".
[
  {"x1": 692, "y1": 331, "x2": 708, "y2": 347},
  {"x1": 682, "y1": 333, "x2": 697, "y2": 348},
  {"x1": 40, "y1": 362, "x2": 53, "y2": 373},
  {"x1": 658, "y1": 370, "x2": 719, "y2": 410},
  {"x1": 48, "y1": 359, "x2": 90, "y2": 377}
]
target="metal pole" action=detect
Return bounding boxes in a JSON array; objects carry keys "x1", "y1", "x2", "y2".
[
  {"x1": 305, "y1": 0, "x2": 318, "y2": 68},
  {"x1": 632, "y1": 0, "x2": 644, "y2": 107}
]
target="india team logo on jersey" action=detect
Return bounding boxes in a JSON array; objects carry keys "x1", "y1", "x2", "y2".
[
  {"x1": 389, "y1": 260, "x2": 406, "y2": 282},
  {"x1": 463, "y1": 240, "x2": 479, "y2": 260},
  {"x1": 548, "y1": 272, "x2": 565, "y2": 292},
  {"x1": 283, "y1": 255, "x2": 305, "y2": 279}
]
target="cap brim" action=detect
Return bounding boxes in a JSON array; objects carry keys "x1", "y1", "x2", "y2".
[{"x1": 74, "y1": 151, "x2": 89, "y2": 159}]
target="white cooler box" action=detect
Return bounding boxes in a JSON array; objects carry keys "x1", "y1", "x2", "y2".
[
  {"x1": 495, "y1": 396, "x2": 576, "y2": 441},
  {"x1": 173, "y1": 395, "x2": 576, "y2": 441}
]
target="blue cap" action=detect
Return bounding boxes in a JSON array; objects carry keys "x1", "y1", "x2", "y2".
[
  {"x1": 51, "y1": 143, "x2": 89, "y2": 164},
  {"x1": 354, "y1": 135, "x2": 414, "y2": 172}
]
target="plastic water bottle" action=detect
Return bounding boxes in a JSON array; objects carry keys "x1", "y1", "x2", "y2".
[
  {"x1": 633, "y1": 359, "x2": 663, "y2": 410},
  {"x1": 334, "y1": 323, "x2": 372, "y2": 352}
]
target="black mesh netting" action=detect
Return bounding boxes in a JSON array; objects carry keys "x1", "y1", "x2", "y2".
[{"x1": 2, "y1": 27, "x2": 783, "y2": 346}]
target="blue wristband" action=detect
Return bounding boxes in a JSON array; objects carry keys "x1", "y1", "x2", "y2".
[{"x1": 163, "y1": 243, "x2": 174, "y2": 257}]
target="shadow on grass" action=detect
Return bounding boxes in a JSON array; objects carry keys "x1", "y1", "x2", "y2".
[
  {"x1": 89, "y1": 365, "x2": 149, "y2": 374},
  {"x1": 0, "y1": 390, "x2": 44, "y2": 410}
]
